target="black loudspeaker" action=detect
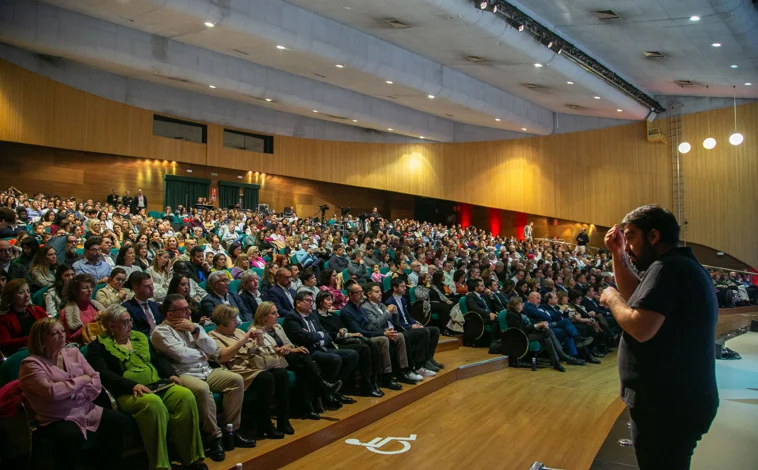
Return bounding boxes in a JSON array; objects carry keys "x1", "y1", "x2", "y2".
[{"x1": 751, "y1": 320, "x2": 758, "y2": 332}]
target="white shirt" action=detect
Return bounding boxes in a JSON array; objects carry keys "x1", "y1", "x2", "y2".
[{"x1": 151, "y1": 323, "x2": 219, "y2": 379}]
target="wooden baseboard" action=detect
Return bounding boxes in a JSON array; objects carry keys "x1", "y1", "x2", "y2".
[
  {"x1": 229, "y1": 354, "x2": 508, "y2": 470},
  {"x1": 436, "y1": 336, "x2": 461, "y2": 353}
]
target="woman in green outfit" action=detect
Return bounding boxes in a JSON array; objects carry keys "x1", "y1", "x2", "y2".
[{"x1": 86, "y1": 304, "x2": 207, "y2": 470}]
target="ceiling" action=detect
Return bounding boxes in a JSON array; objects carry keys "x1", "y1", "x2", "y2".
[{"x1": 1, "y1": 0, "x2": 755, "y2": 141}]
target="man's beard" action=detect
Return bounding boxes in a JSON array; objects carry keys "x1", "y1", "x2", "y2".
[{"x1": 628, "y1": 240, "x2": 656, "y2": 272}]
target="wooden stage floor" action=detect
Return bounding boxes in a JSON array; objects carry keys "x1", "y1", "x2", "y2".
[{"x1": 208, "y1": 337, "x2": 624, "y2": 470}]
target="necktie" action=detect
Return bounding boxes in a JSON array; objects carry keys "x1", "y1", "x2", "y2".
[{"x1": 141, "y1": 302, "x2": 155, "y2": 331}]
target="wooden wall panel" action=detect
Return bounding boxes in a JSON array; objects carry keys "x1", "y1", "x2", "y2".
[{"x1": 1, "y1": 58, "x2": 755, "y2": 267}]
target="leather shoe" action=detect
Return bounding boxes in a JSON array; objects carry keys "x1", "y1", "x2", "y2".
[
  {"x1": 234, "y1": 432, "x2": 257, "y2": 448},
  {"x1": 335, "y1": 392, "x2": 356, "y2": 404},
  {"x1": 430, "y1": 358, "x2": 445, "y2": 369},
  {"x1": 397, "y1": 372, "x2": 419, "y2": 385},
  {"x1": 303, "y1": 411, "x2": 320, "y2": 420},
  {"x1": 277, "y1": 419, "x2": 295, "y2": 435},
  {"x1": 382, "y1": 375, "x2": 403, "y2": 390},
  {"x1": 265, "y1": 428, "x2": 285, "y2": 440},
  {"x1": 320, "y1": 379, "x2": 343, "y2": 395},
  {"x1": 575, "y1": 336, "x2": 594, "y2": 348},
  {"x1": 553, "y1": 364, "x2": 567, "y2": 372},
  {"x1": 586, "y1": 355, "x2": 601, "y2": 364},
  {"x1": 441, "y1": 329, "x2": 454, "y2": 337},
  {"x1": 205, "y1": 438, "x2": 225, "y2": 462},
  {"x1": 364, "y1": 387, "x2": 384, "y2": 398},
  {"x1": 565, "y1": 357, "x2": 586, "y2": 366},
  {"x1": 183, "y1": 461, "x2": 208, "y2": 470},
  {"x1": 323, "y1": 395, "x2": 343, "y2": 409}
]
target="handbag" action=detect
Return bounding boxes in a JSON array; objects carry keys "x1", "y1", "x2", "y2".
[
  {"x1": 248, "y1": 344, "x2": 287, "y2": 371},
  {"x1": 82, "y1": 321, "x2": 106, "y2": 344}
]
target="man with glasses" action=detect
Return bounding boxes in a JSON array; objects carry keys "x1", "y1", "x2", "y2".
[
  {"x1": 200, "y1": 271, "x2": 252, "y2": 322},
  {"x1": 263, "y1": 268, "x2": 298, "y2": 317},
  {"x1": 0, "y1": 240, "x2": 13, "y2": 274},
  {"x1": 283, "y1": 291, "x2": 358, "y2": 408},
  {"x1": 342, "y1": 281, "x2": 414, "y2": 387},
  {"x1": 72, "y1": 237, "x2": 112, "y2": 283},
  {"x1": 122, "y1": 272, "x2": 163, "y2": 335},
  {"x1": 152, "y1": 294, "x2": 255, "y2": 461}
]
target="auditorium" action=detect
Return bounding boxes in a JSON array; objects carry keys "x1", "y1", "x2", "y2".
[{"x1": 0, "y1": 1, "x2": 757, "y2": 469}]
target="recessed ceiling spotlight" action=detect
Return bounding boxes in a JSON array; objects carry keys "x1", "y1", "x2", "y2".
[
  {"x1": 517, "y1": 24, "x2": 525, "y2": 32},
  {"x1": 204, "y1": 22, "x2": 215, "y2": 27},
  {"x1": 521, "y1": 128, "x2": 527, "y2": 131},
  {"x1": 344, "y1": 6, "x2": 351, "y2": 10},
  {"x1": 730, "y1": 64, "x2": 738, "y2": 68},
  {"x1": 335, "y1": 64, "x2": 344, "y2": 68},
  {"x1": 209, "y1": 85, "x2": 216, "y2": 88},
  {"x1": 594, "y1": 96, "x2": 601, "y2": 99},
  {"x1": 689, "y1": 16, "x2": 700, "y2": 22},
  {"x1": 419, "y1": 136, "x2": 425, "y2": 139},
  {"x1": 312, "y1": 109, "x2": 318, "y2": 113},
  {"x1": 265, "y1": 98, "x2": 272, "y2": 102},
  {"x1": 567, "y1": 81, "x2": 574, "y2": 85},
  {"x1": 712, "y1": 43, "x2": 721, "y2": 47},
  {"x1": 386, "y1": 80, "x2": 394, "y2": 84},
  {"x1": 495, "y1": 118, "x2": 501, "y2": 122},
  {"x1": 534, "y1": 63, "x2": 543, "y2": 68},
  {"x1": 388, "y1": 128, "x2": 393, "y2": 131},
  {"x1": 746, "y1": 82, "x2": 752, "y2": 86},
  {"x1": 617, "y1": 109, "x2": 623, "y2": 112},
  {"x1": 352, "y1": 119, "x2": 358, "y2": 122},
  {"x1": 276, "y1": 45, "x2": 287, "y2": 50},
  {"x1": 428, "y1": 94, "x2": 435, "y2": 99}
]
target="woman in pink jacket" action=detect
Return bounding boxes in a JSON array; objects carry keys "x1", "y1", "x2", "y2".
[{"x1": 19, "y1": 318, "x2": 131, "y2": 470}]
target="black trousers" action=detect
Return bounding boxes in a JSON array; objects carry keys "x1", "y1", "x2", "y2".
[
  {"x1": 401, "y1": 326, "x2": 439, "y2": 367},
  {"x1": 311, "y1": 348, "x2": 359, "y2": 386},
  {"x1": 36, "y1": 408, "x2": 131, "y2": 470},
  {"x1": 429, "y1": 301, "x2": 452, "y2": 330},
  {"x1": 248, "y1": 368, "x2": 290, "y2": 426},
  {"x1": 629, "y1": 405, "x2": 717, "y2": 470},
  {"x1": 336, "y1": 339, "x2": 380, "y2": 389},
  {"x1": 286, "y1": 351, "x2": 325, "y2": 404}
]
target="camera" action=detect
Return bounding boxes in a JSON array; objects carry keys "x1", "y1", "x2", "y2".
[{"x1": 319, "y1": 204, "x2": 329, "y2": 211}]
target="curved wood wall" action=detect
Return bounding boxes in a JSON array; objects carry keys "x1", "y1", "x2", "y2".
[{"x1": 0, "y1": 58, "x2": 755, "y2": 268}]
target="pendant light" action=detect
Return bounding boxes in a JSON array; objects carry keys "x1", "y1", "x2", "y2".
[
  {"x1": 703, "y1": 86, "x2": 716, "y2": 149},
  {"x1": 729, "y1": 86, "x2": 744, "y2": 145}
]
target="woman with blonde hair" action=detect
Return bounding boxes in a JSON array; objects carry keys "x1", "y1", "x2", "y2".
[
  {"x1": 246, "y1": 246, "x2": 265, "y2": 269},
  {"x1": 29, "y1": 244, "x2": 58, "y2": 288},
  {"x1": 260, "y1": 262, "x2": 279, "y2": 294},
  {"x1": 230, "y1": 253, "x2": 250, "y2": 280},
  {"x1": 87, "y1": 304, "x2": 206, "y2": 470},
  {"x1": 250, "y1": 301, "x2": 341, "y2": 420},
  {"x1": 209, "y1": 304, "x2": 292, "y2": 438},
  {"x1": 19, "y1": 317, "x2": 131, "y2": 470},
  {"x1": 147, "y1": 250, "x2": 172, "y2": 302}
]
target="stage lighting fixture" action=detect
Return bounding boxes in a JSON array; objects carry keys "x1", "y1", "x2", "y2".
[
  {"x1": 518, "y1": 24, "x2": 525, "y2": 32},
  {"x1": 478, "y1": 1, "x2": 488, "y2": 9}
]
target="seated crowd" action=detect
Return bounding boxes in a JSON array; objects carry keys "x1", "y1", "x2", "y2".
[{"x1": 1, "y1": 186, "x2": 754, "y2": 469}]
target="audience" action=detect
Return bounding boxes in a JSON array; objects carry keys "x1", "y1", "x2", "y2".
[{"x1": 2, "y1": 185, "x2": 754, "y2": 469}]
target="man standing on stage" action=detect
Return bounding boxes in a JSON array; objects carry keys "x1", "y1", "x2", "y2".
[{"x1": 600, "y1": 204, "x2": 718, "y2": 469}]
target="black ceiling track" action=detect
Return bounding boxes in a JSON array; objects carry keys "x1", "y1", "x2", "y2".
[{"x1": 482, "y1": 1, "x2": 665, "y2": 113}]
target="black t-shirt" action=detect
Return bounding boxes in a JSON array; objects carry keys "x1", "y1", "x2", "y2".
[
  {"x1": 619, "y1": 247, "x2": 719, "y2": 413},
  {"x1": 576, "y1": 233, "x2": 589, "y2": 246}
]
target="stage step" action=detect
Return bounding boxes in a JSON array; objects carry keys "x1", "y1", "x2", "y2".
[
  {"x1": 436, "y1": 335, "x2": 462, "y2": 352},
  {"x1": 209, "y1": 348, "x2": 507, "y2": 470}
]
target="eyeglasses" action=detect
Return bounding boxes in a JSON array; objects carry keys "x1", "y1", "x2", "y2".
[
  {"x1": 169, "y1": 307, "x2": 191, "y2": 313},
  {"x1": 302, "y1": 299, "x2": 314, "y2": 304},
  {"x1": 349, "y1": 290, "x2": 364, "y2": 295}
]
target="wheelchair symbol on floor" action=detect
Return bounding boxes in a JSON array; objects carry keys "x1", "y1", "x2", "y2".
[{"x1": 345, "y1": 434, "x2": 417, "y2": 455}]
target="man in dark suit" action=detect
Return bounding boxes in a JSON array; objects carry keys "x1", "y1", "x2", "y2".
[
  {"x1": 465, "y1": 278, "x2": 499, "y2": 342},
  {"x1": 544, "y1": 292, "x2": 600, "y2": 364},
  {"x1": 106, "y1": 188, "x2": 120, "y2": 206},
  {"x1": 200, "y1": 271, "x2": 252, "y2": 322},
  {"x1": 524, "y1": 292, "x2": 587, "y2": 362},
  {"x1": 485, "y1": 278, "x2": 508, "y2": 314},
  {"x1": 121, "y1": 190, "x2": 133, "y2": 212},
  {"x1": 238, "y1": 271, "x2": 262, "y2": 318},
  {"x1": 186, "y1": 247, "x2": 211, "y2": 284},
  {"x1": 283, "y1": 291, "x2": 357, "y2": 407},
  {"x1": 385, "y1": 278, "x2": 442, "y2": 375},
  {"x1": 581, "y1": 285, "x2": 618, "y2": 334},
  {"x1": 262, "y1": 268, "x2": 298, "y2": 317},
  {"x1": 122, "y1": 272, "x2": 164, "y2": 335}
]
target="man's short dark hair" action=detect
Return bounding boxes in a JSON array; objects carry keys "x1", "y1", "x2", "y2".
[
  {"x1": 161, "y1": 293, "x2": 186, "y2": 316},
  {"x1": 568, "y1": 289, "x2": 583, "y2": 303},
  {"x1": 467, "y1": 278, "x2": 482, "y2": 291},
  {"x1": 294, "y1": 290, "x2": 313, "y2": 304},
  {"x1": 128, "y1": 271, "x2": 151, "y2": 289},
  {"x1": 622, "y1": 204, "x2": 680, "y2": 246},
  {"x1": 581, "y1": 285, "x2": 595, "y2": 296},
  {"x1": 543, "y1": 292, "x2": 555, "y2": 303},
  {"x1": 364, "y1": 281, "x2": 381, "y2": 293},
  {"x1": 190, "y1": 246, "x2": 205, "y2": 257},
  {"x1": 391, "y1": 277, "x2": 405, "y2": 290},
  {"x1": 21, "y1": 237, "x2": 39, "y2": 250},
  {"x1": 83, "y1": 237, "x2": 102, "y2": 251}
]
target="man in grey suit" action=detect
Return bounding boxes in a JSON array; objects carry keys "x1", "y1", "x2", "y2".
[{"x1": 200, "y1": 271, "x2": 252, "y2": 322}]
